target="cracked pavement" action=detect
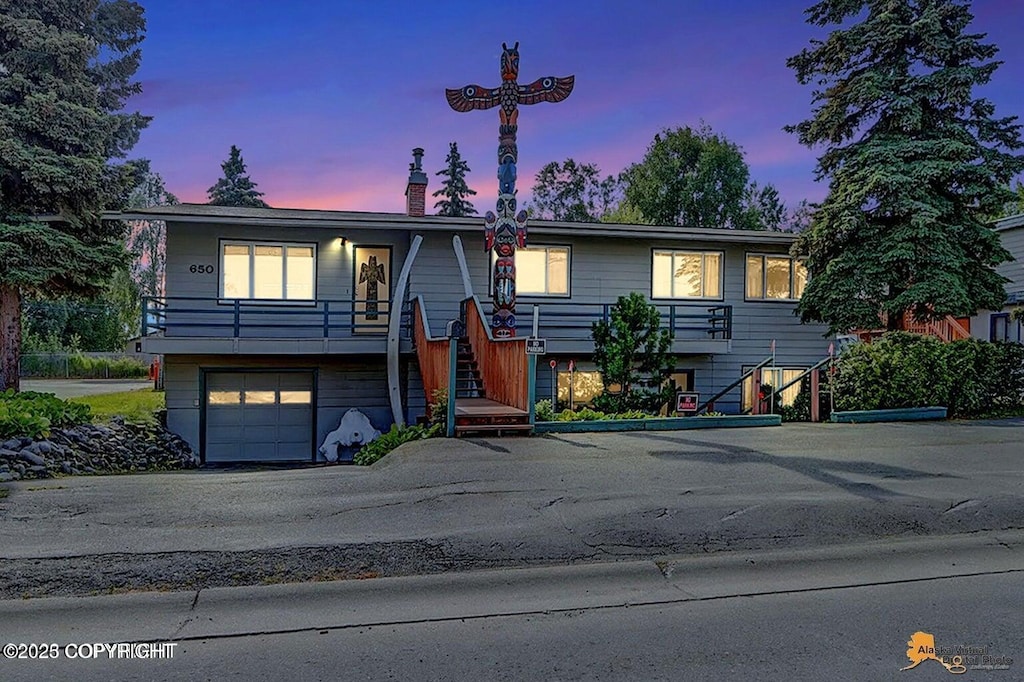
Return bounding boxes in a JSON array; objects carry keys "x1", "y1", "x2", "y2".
[{"x1": 1, "y1": 419, "x2": 1022, "y2": 598}]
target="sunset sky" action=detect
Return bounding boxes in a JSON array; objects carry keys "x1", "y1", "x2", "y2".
[{"x1": 128, "y1": 0, "x2": 1024, "y2": 215}]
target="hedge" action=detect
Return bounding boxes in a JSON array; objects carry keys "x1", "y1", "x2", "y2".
[{"x1": 834, "y1": 333, "x2": 1024, "y2": 418}]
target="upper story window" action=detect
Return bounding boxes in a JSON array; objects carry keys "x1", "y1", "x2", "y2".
[
  {"x1": 746, "y1": 254, "x2": 807, "y2": 301},
  {"x1": 221, "y1": 241, "x2": 316, "y2": 300},
  {"x1": 651, "y1": 250, "x2": 722, "y2": 299},
  {"x1": 491, "y1": 245, "x2": 570, "y2": 296}
]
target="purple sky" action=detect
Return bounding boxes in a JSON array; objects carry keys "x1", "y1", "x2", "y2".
[{"x1": 129, "y1": 0, "x2": 1024, "y2": 215}]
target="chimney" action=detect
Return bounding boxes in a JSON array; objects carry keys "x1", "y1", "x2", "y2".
[{"x1": 405, "y1": 147, "x2": 428, "y2": 217}]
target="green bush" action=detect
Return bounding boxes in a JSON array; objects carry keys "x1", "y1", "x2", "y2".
[
  {"x1": 20, "y1": 354, "x2": 148, "y2": 379},
  {"x1": 353, "y1": 423, "x2": 442, "y2": 466},
  {"x1": 834, "y1": 333, "x2": 1024, "y2": 417},
  {"x1": 429, "y1": 388, "x2": 448, "y2": 429},
  {"x1": 535, "y1": 399, "x2": 555, "y2": 422},
  {"x1": 0, "y1": 389, "x2": 92, "y2": 439}
]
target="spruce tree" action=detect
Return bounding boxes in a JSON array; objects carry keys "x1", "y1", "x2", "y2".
[
  {"x1": 0, "y1": 0, "x2": 150, "y2": 390},
  {"x1": 207, "y1": 145, "x2": 269, "y2": 208},
  {"x1": 433, "y1": 142, "x2": 477, "y2": 217},
  {"x1": 787, "y1": 0, "x2": 1023, "y2": 334}
]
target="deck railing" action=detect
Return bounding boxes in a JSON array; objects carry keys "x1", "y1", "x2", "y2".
[
  {"x1": 141, "y1": 296, "x2": 410, "y2": 339},
  {"x1": 464, "y1": 297, "x2": 530, "y2": 411},
  {"x1": 411, "y1": 296, "x2": 451, "y2": 412},
  {"x1": 530, "y1": 303, "x2": 731, "y2": 341}
]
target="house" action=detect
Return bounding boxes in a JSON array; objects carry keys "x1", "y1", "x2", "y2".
[
  {"x1": 119, "y1": 151, "x2": 834, "y2": 463},
  {"x1": 971, "y1": 213, "x2": 1024, "y2": 343}
]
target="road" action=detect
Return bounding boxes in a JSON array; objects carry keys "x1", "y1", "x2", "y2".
[
  {"x1": 2, "y1": 532, "x2": 1021, "y2": 681},
  {"x1": 2, "y1": 419, "x2": 1023, "y2": 597}
]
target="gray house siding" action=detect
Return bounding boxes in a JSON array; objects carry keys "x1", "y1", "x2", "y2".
[
  {"x1": 971, "y1": 223, "x2": 1024, "y2": 342},
  {"x1": 165, "y1": 354, "x2": 408, "y2": 459},
  {"x1": 163, "y1": 221, "x2": 410, "y2": 340},
  {"x1": 151, "y1": 208, "x2": 836, "y2": 456}
]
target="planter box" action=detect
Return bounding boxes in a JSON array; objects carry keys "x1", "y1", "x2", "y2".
[
  {"x1": 533, "y1": 414, "x2": 781, "y2": 434},
  {"x1": 830, "y1": 406, "x2": 948, "y2": 423}
]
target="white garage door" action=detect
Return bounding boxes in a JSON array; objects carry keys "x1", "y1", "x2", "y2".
[{"x1": 204, "y1": 371, "x2": 314, "y2": 462}]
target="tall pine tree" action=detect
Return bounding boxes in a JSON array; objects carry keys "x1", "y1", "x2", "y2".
[
  {"x1": 0, "y1": 0, "x2": 150, "y2": 390},
  {"x1": 787, "y1": 0, "x2": 1024, "y2": 334},
  {"x1": 432, "y1": 142, "x2": 477, "y2": 217},
  {"x1": 207, "y1": 145, "x2": 269, "y2": 208}
]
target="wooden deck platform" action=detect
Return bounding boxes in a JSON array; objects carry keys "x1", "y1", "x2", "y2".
[{"x1": 454, "y1": 398, "x2": 531, "y2": 435}]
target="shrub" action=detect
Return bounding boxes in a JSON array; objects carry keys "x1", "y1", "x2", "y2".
[
  {"x1": 353, "y1": 423, "x2": 442, "y2": 466},
  {"x1": 0, "y1": 390, "x2": 93, "y2": 439},
  {"x1": 535, "y1": 399, "x2": 555, "y2": 422},
  {"x1": 429, "y1": 388, "x2": 448, "y2": 429},
  {"x1": 834, "y1": 333, "x2": 1024, "y2": 417}
]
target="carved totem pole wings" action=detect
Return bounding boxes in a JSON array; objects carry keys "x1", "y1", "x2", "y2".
[
  {"x1": 445, "y1": 85, "x2": 502, "y2": 112},
  {"x1": 518, "y1": 76, "x2": 575, "y2": 105}
]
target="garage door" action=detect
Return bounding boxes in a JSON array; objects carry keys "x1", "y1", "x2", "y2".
[{"x1": 204, "y1": 371, "x2": 314, "y2": 462}]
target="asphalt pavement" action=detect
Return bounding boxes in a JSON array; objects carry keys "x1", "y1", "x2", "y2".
[
  {"x1": 1, "y1": 419, "x2": 1022, "y2": 598},
  {"x1": 2, "y1": 531, "x2": 1021, "y2": 680}
]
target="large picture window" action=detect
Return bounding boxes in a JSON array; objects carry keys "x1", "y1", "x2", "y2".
[
  {"x1": 490, "y1": 245, "x2": 570, "y2": 297},
  {"x1": 652, "y1": 250, "x2": 722, "y2": 299},
  {"x1": 746, "y1": 254, "x2": 807, "y2": 300},
  {"x1": 221, "y1": 241, "x2": 315, "y2": 301}
]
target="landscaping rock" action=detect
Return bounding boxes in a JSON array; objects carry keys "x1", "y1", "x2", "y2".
[
  {"x1": 17, "y1": 451, "x2": 47, "y2": 467},
  {"x1": 0, "y1": 420, "x2": 198, "y2": 481}
]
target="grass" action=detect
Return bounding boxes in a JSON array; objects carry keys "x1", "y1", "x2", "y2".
[{"x1": 69, "y1": 389, "x2": 165, "y2": 424}]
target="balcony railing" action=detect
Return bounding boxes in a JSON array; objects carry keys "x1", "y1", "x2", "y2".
[
  {"x1": 142, "y1": 296, "x2": 411, "y2": 339},
  {"x1": 528, "y1": 303, "x2": 732, "y2": 341}
]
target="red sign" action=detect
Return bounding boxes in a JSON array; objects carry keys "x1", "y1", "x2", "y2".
[
  {"x1": 549, "y1": 359, "x2": 557, "y2": 369},
  {"x1": 676, "y1": 392, "x2": 699, "y2": 413}
]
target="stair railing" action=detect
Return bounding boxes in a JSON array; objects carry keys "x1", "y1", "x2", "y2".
[{"x1": 695, "y1": 355, "x2": 775, "y2": 415}]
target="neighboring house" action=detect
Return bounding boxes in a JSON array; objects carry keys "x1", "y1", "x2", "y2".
[
  {"x1": 119, "y1": 152, "x2": 833, "y2": 463},
  {"x1": 971, "y1": 213, "x2": 1024, "y2": 344}
]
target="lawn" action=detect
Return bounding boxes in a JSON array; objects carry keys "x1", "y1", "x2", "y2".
[{"x1": 69, "y1": 389, "x2": 165, "y2": 424}]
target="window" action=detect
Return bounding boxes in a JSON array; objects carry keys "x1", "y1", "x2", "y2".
[
  {"x1": 741, "y1": 367, "x2": 806, "y2": 411},
  {"x1": 220, "y1": 242, "x2": 316, "y2": 301},
  {"x1": 990, "y1": 313, "x2": 1010, "y2": 342},
  {"x1": 746, "y1": 254, "x2": 807, "y2": 300},
  {"x1": 491, "y1": 245, "x2": 570, "y2": 296},
  {"x1": 652, "y1": 250, "x2": 722, "y2": 299}
]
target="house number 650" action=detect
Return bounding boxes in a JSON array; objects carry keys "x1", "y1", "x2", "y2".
[{"x1": 189, "y1": 264, "x2": 214, "y2": 274}]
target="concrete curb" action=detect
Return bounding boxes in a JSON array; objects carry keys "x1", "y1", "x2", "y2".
[
  {"x1": 534, "y1": 414, "x2": 781, "y2": 433},
  {"x1": 831, "y1": 406, "x2": 948, "y2": 423}
]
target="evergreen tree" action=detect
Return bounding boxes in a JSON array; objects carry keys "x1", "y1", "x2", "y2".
[
  {"x1": 0, "y1": 0, "x2": 150, "y2": 390},
  {"x1": 207, "y1": 145, "x2": 269, "y2": 208},
  {"x1": 591, "y1": 292, "x2": 674, "y2": 413},
  {"x1": 787, "y1": 0, "x2": 1023, "y2": 334},
  {"x1": 432, "y1": 142, "x2": 477, "y2": 217}
]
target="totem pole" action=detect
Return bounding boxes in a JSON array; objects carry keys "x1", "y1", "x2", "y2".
[{"x1": 446, "y1": 43, "x2": 574, "y2": 337}]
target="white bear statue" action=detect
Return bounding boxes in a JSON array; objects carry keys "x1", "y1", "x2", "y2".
[{"x1": 319, "y1": 409, "x2": 382, "y2": 462}]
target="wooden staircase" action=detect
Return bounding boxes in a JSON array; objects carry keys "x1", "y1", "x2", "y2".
[{"x1": 452, "y1": 335, "x2": 531, "y2": 436}]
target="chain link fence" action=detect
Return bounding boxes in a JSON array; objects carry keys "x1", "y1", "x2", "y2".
[{"x1": 19, "y1": 353, "x2": 153, "y2": 380}]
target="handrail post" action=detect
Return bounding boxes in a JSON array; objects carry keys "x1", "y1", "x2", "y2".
[
  {"x1": 669, "y1": 305, "x2": 676, "y2": 339},
  {"x1": 446, "y1": 336, "x2": 458, "y2": 437},
  {"x1": 233, "y1": 299, "x2": 240, "y2": 338},
  {"x1": 810, "y1": 368, "x2": 821, "y2": 422},
  {"x1": 323, "y1": 300, "x2": 330, "y2": 338},
  {"x1": 602, "y1": 303, "x2": 610, "y2": 324}
]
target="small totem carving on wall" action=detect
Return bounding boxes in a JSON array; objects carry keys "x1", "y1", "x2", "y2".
[{"x1": 354, "y1": 246, "x2": 391, "y2": 333}]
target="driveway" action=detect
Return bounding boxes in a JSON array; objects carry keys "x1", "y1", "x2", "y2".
[
  {"x1": 19, "y1": 379, "x2": 153, "y2": 398},
  {"x1": 1, "y1": 419, "x2": 1022, "y2": 597}
]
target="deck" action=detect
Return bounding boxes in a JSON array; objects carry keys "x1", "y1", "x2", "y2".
[{"x1": 454, "y1": 398, "x2": 531, "y2": 436}]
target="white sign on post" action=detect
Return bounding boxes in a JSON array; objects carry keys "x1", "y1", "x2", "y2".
[{"x1": 525, "y1": 338, "x2": 547, "y2": 355}]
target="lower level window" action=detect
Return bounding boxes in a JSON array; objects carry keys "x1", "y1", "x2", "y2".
[{"x1": 742, "y1": 367, "x2": 806, "y2": 411}]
